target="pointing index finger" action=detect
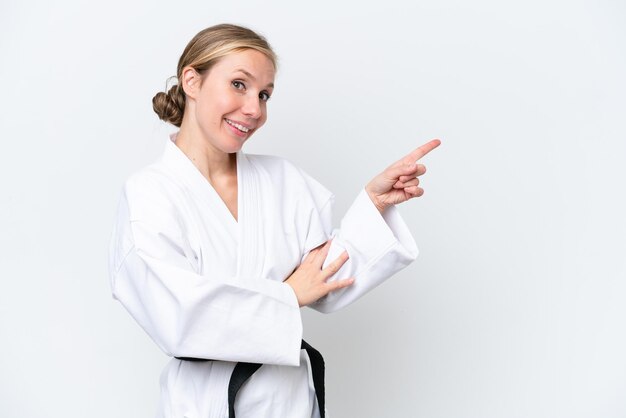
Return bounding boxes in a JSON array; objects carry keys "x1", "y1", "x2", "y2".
[{"x1": 404, "y1": 139, "x2": 441, "y2": 164}]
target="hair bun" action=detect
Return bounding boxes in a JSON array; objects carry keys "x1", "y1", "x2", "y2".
[{"x1": 152, "y1": 84, "x2": 185, "y2": 127}]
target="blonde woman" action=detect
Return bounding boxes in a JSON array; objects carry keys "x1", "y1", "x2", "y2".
[{"x1": 108, "y1": 23, "x2": 440, "y2": 418}]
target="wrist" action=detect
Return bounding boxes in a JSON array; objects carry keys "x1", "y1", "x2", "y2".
[
  {"x1": 365, "y1": 188, "x2": 386, "y2": 214},
  {"x1": 284, "y1": 280, "x2": 303, "y2": 307}
]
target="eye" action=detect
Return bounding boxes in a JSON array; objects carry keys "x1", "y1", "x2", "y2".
[
  {"x1": 232, "y1": 80, "x2": 245, "y2": 90},
  {"x1": 259, "y1": 91, "x2": 271, "y2": 102}
]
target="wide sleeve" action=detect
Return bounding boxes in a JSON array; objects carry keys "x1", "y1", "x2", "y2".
[
  {"x1": 108, "y1": 184, "x2": 303, "y2": 366},
  {"x1": 303, "y1": 179, "x2": 419, "y2": 314}
]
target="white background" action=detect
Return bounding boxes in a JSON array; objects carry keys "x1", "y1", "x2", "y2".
[{"x1": 1, "y1": 0, "x2": 625, "y2": 417}]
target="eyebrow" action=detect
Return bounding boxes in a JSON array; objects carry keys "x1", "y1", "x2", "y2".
[{"x1": 233, "y1": 68, "x2": 274, "y2": 89}]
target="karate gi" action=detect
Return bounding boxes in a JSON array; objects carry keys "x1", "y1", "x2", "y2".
[{"x1": 108, "y1": 132, "x2": 419, "y2": 418}]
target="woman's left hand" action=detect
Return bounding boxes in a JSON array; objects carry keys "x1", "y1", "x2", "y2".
[{"x1": 365, "y1": 139, "x2": 441, "y2": 213}]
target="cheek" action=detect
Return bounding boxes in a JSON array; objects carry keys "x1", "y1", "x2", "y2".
[
  {"x1": 198, "y1": 97, "x2": 233, "y2": 125},
  {"x1": 259, "y1": 107, "x2": 269, "y2": 126}
]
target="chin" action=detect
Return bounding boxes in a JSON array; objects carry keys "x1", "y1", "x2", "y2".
[
  {"x1": 219, "y1": 127, "x2": 256, "y2": 153},
  {"x1": 221, "y1": 139, "x2": 248, "y2": 154}
]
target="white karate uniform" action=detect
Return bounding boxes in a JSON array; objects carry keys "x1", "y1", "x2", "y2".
[{"x1": 108, "y1": 132, "x2": 418, "y2": 418}]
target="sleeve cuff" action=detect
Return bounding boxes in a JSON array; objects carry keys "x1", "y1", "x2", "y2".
[{"x1": 338, "y1": 188, "x2": 418, "y2": 261}]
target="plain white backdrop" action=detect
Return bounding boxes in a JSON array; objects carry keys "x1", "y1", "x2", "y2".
[{"x1": 1, "y1": 0, "x2": 625, "y2": 417}]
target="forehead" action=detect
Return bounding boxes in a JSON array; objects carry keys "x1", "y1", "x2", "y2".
[{"x1": 211, "y1": 50, "x2": 275, "y2": 85}]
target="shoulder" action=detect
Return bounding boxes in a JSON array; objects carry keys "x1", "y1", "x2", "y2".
[
  {"x1": 245, "y1": 153, "x2": 334, "y2": 208},
  {"x1": 244, "y1": 153, "x2": 300, "y2": 177},
  {"x1": 121, "y1": 162, "x2": 184, "y2": 224}
]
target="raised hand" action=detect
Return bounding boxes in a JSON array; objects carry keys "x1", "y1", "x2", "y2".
[
  {"x1": 284, "y1": 240, "x2": 354, "y2": 307},
  {"x1": 365, "y1": 139, "x2": 441, "y2": 213}
]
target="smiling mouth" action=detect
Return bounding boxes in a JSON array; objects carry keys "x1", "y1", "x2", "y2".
[{"x1": 224, "y1": 118, "x2": 251, "y2": 133}]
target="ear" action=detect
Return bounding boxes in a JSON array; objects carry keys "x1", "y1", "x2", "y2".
[{"x1": 181, "y1": 66, "x2": 202, "y2": 99}]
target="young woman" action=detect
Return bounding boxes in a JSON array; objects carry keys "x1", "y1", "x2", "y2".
[{"x1": 108, "y1": 23, "x2": 440, "y2": 418}]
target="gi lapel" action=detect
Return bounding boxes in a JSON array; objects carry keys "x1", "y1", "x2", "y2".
[
  {"x1": 235, "y1": 152, "x2": 266, "y2": 281},
  {"x1": 164, "y1": 133, "x2": 238, "y2": 237}
]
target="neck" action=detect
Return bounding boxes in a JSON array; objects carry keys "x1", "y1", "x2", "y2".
[{"x1": 175, "y1": 122, "x2": 237, "y2": 182}]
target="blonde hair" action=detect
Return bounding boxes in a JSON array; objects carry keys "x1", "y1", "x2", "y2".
[{"x1": 152, "y1": 24, "x2": 277, "y2": 127}]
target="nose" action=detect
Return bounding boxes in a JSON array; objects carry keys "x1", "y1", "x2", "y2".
[{"x1": 241, "y1": 94, "x2": 263, "y2": 120}]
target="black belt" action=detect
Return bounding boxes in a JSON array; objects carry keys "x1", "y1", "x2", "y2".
[{"x1": 175, "y1": 339, "x2": 325, "y2": 418}]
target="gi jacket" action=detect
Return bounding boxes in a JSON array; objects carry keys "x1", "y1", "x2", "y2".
[{"x1": 108, "y1": 132, "x2": 419, "y2": 418}]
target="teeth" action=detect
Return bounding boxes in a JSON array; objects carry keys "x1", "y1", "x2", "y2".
[{"x1": 225, "y1": 119, "x2": 250, "y2": 133}]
